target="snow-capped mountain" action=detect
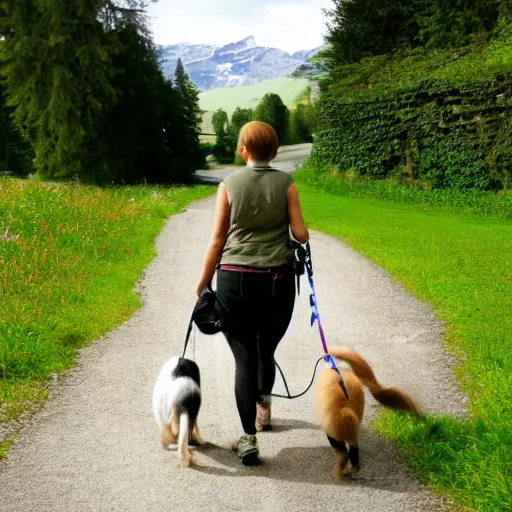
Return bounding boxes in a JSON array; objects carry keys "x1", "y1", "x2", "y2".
[{"x1": 159, "y1": 36, "x2": 320, "y2": 91}]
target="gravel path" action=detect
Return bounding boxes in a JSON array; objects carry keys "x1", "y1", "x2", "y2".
[{"x1": 0, "y1": 195, "x2": 465, "y2": 512}]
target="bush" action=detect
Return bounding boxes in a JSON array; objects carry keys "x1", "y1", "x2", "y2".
[{"x1": 313, "y1": 74, "x2": 512, "y2": 190}]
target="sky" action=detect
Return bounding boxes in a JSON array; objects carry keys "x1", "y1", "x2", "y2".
[{"x1": 146, "y1": 0, "x2": 332, "y2": 53}]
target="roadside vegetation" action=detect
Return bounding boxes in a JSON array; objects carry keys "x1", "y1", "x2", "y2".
[
  {"x1": 0, "y1": 177, "x2": 213, "y2": 457},
  {"x1": 205, "y1": 88, "x2": 317, "y2": 166},
  {"x1": 296, "y1": 1, "x2": 512, "y2": 510},
  {"x1": 0, "y1": 2, "x2": 204, "y2": 184},
  {"x1": 296, "y1": 183, "x2": 511, "y2": 511}
]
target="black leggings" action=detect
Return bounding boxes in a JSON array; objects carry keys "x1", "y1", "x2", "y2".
[{"x1": 216, "y1": 269, "x2": 296, "y2": 435}]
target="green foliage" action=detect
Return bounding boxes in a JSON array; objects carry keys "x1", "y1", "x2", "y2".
[
  {"x1": 325, "y1": 0, "x2": 510, "y2": 68},
  {"x1": 0, "y1": 83, "x2": 33, "y2": 176},
  {"x1": 326, "y1": 0, "x2": 424, "y2": 66},
  {"x1": 254, "y1": 93, "x2": 289, "y2": 144},
  {"x1": 211, "y1": 108, "x2": 228, "y2": 135},
  {"x1": 0, "y1": 0, "x2": 117, "y2": 181},
  {"x1": 418, "y1": 0, "x2": 503, "y2": 49},
  {"x1": 287, "y1": 100, "x2": 317, "y2": 144},
  {"x1": 0, "y1": 177, "x2": 214, "y2": 432},
  {"x1": 314, "y1": 40, "x2": 512, "y2": 191},
  {"x1": 0, "y1": 1, "x2": 203, "y2": 184},
  {"x1": 174, "y1": 58, "x2": 202, "y2": 140},
  {"x1": 228, "y1": 107, "x2": 253, "y2": 147},
  {"x1": 211, "y1": 108, "x2": 235, "y2": 164},
  {"x1": 97, "y1": 25, "x2": 202, "y2": 184},
  {"x1": 199, "y1": 142, "x2": 215, "y2": 159}
]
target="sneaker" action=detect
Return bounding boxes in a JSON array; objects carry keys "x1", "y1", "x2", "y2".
[
  {"x1": 256, "y1": 401, "x2": 272, "y2": 432},
  {"x1": 232, "y1": 435, "x2": 260, "y2": 466}
]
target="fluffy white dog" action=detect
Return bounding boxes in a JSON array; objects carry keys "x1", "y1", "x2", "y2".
[{"x1": 152, "y1": 356, "x2": 205, "y2": 467}]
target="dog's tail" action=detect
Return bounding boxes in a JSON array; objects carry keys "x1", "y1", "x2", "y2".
[{"x1": 329, "y1": 346, "x2": 420, "y2": 417}]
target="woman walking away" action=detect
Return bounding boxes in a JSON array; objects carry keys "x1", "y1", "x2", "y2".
[{"x1": 195, "y1": 121, "x2": 309, "y2": 466}]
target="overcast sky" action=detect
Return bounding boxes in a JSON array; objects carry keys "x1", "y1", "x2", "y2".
[{"x1": 146, "y1": 0, "x2": 332, "y2": 53}]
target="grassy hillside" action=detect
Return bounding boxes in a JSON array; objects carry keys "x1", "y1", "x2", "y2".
[
  {"x1": 199, "y1": 77, "x2": 310, "y2": 134},
  {"x1": 0, "y1": 178, "x2": 214, "y2": 457}
]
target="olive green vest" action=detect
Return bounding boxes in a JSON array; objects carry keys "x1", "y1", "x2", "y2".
[{"x1": 221, "y1": 165, "x2": 294, "y2": 268}]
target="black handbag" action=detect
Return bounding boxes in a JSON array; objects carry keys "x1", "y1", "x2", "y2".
[
  {"x1": 182, "y1": 280, "x2": 224, "y2": 357},
  {"x1": 193, "y1": 281, "x2": 224, "y2": 335}
]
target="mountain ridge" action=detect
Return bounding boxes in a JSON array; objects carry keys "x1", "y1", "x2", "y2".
[{"x1": 159, "y1": 36, "x2": 320, "y2": 91}]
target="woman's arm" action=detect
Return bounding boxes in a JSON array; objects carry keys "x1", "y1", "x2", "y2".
[
  {"x1": 195, "y1": 183, "x2": 230, "y2": 297},
  {"x1": 287, "y1": 182, "x2": 309, "y2": 244}
]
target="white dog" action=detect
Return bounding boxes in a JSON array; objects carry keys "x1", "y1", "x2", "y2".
[{"x1": 152, "y1": 356, "x2": 205, "y2": 467}]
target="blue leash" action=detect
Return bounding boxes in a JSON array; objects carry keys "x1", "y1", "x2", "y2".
[
  {"x1": 304, "y1": 242, "x2": 350, "y2": 400},
  {"x1": 271, "y1": 242, "x2": 350, "y2": 401}
]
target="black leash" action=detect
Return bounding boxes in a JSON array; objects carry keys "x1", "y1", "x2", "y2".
[
  {"x1": 182, "y1": 241, "x2": 350, "y2": 401},
  {"x1": 270, "y1": 357, "x2": 324, "y2": 399},
  {"x1": 182, "y1": 311, "x2": 196, "y2": 358}
]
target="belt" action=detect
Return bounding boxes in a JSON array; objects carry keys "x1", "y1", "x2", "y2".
[{"x1": 219, "y1": 264, "x2": 295, "y2": 277}]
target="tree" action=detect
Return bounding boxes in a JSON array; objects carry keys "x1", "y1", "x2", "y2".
[
  {"x1": 288, "y1": 103, "x2": 316, "y2": 144},
  {"x1": 325, "y1": 0, "x2": 507, "y2": 67},
  {"x1": 228, "y1": 107, "x2": 253, "y2": 147},
  {"x1": 417, "y1": 0, "x2": 503, "y2": 48},
  {"x1": 100, "y1": 23, "x2": 191, "y2": 183},
  {"x1": 211, "y1": 108, "x2": 234, "y2": 163},
  {"x1": 98, "y1": 0, "x2": 153, "y2": 30},
  {"x1": 326, "y1": 0, "x2": 424, "y2": 66},
  {"x1": 254, "y1": 93, "x2": 289, "y2": 144},
  {"x1": 0, "y1": 82, "x2": 33, "y2": 176},
  {"x1": 0, "y1": 0, "x2": 117, "y2": 181},
  {"x1": 173, "y1": 58, "x2": 202, "y2": 158},
  {"x1": 212, "y1": 109, "x2": 228, "y2": 135}
]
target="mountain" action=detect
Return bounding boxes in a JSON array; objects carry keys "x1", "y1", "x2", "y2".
[{"x1": 159, "y1": 36, "x2": 320, "y2": 91}]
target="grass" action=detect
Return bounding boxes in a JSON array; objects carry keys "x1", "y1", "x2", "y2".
[
  {"x1": 0, "y1": 177, "x2": 214, "y2": 455},
  {"x1": 296, "y1": 162, "x2": 512, "y2": 219},
  {"x1": 295, "y1": 180, "x2": 512, "y2": 512}
]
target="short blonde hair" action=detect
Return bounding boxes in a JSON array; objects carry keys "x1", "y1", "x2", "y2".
[{"x1": 238, "y1": 121, "x2": 279, "y2": 162}]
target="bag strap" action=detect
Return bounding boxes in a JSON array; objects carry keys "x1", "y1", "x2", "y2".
[
  {"x1": 182, "y1": 275, "x2": 219, "y2": 359},
  {"x1": 182, "y1": 309, "x2": 196, "y2": 358}
]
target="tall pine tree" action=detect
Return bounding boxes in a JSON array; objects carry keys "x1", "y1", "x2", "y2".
[
  {"x1": 174, "y1": 59, "x2": 202, "y2": 141},
  {"x1": 0, "y1": 0, "x2": 116, "y2": 181},
  {"x1": 0, "y1": 82, "x2": 33, "y2": 176}
]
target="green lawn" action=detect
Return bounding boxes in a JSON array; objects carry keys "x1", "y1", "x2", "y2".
[
  {"x1": 0, "y1": 178, "x2": 214, "y2": 456},
  {"x1": 296, "y1": 183, "x2": 512, "y2": 512}
]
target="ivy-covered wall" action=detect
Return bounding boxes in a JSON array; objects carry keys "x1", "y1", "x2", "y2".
[{"x1": 313, "y1": 75, "x2": 512, "y2": 190}]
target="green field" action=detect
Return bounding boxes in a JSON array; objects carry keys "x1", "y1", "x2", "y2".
[
  {"x1": 0, "y1": 178, "x2": 214, "y2": 457},
  {"x1": 199, "y1": 77, "x2": 311, "y2": 133},
  {"x1": 296, "y1": 180, "x2": 512, "y2": 512}
]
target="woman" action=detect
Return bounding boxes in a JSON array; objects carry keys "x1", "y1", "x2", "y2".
[{"x1": 195, "y1": 121, "x2": 309, "y2": 466}]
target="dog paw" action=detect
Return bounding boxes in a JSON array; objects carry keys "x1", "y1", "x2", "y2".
[{"x1": 177, "y1": 454, "x2": 193, "y2": 468}]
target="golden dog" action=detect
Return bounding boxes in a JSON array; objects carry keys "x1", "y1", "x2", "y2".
[{"x1": 315, "y1": 346, "x2": 420, "y2": 479}]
